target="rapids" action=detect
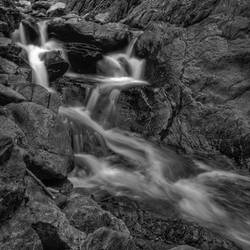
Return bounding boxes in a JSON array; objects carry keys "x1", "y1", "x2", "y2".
[{"x1": 13, "y1": 22, "x2": 250, "y2": 249}]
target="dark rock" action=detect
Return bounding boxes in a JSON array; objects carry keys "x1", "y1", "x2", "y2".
[
  {"x1": 0, "y1": 147, "x2": 26, "y2": 222},
  {"x1": 7, "y1": 102, "x2": 73, "y2": 180},
  {"x1": 63, "y1": 193, "x2": 129, "y2": 235},
  {"x1": 41, "y1": 50, "x2": 69, "y2": 81},
  {"x1": 48, "y1": 19, "x2": 130, "y2": 52},
  {"x1": 0, "y1": 176, "x2": 86, "y2": 250},
  {"x1": 65, "y1": 42, "x2": 102, "y2": 73},
  {"x1": 0, "y1": 84, "x2": 26, "y2": 105}
]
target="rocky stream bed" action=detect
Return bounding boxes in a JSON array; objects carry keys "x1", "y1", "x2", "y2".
[{"x1": 1, "y1": 0, "x2": 250, "y2": 249}]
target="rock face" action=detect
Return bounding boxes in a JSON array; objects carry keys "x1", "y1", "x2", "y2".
[{"x1": 6, "y1": 102, "x2": 73, "y2": 181}]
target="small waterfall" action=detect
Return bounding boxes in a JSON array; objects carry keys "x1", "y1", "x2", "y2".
[
  {"x1": 12, "y1": 20, "x2": 250, "y2": 248},
  {"x1": 13, "y1": 21, "x2": 64, "y2": 92}
]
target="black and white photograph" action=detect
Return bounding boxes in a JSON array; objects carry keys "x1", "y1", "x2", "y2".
[{"x1": 0, "y1": 0, "x2": 250, "y2": 249}]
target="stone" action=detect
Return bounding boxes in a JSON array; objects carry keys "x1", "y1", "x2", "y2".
[
  {"x1": 7, "y1": 102, "x2": 73, "y2": 180},
  {"x1": 0, "y1": 84, "x2": 26, "y2": 105},
  {"x1": 83, "y1": 227, "x2": 137, "y2": 250},
  {"x1": 63, "y1": 193, "x2": 129, "y2": 235},
  {"x1": 48, "y1": 19, "x2": 130, "y2": 52}
]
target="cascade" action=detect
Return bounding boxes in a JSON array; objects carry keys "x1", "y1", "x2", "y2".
[
  {"x1": 13, "y1": 22, "x2": 250, "y2": 249},
  {"x1": 59, "y1": 40, "x2": 250, "y2": 249},
  {"x1": 13, "y1": 21, "x2": 64, "y2": 92}
]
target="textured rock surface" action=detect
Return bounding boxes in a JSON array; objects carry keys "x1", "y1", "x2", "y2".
[{"x1": 6, "y1": 102, "x2": 73, "y2": 180}]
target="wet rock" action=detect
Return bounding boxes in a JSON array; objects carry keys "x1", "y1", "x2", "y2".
[
  {"x1": 6, "y1": 102, "x2": 73, "y2": 180},
  {"x1": 48, "y1": 19, "x2": 130, "y2": 52},
  {"x1": 0, "y1": 146, "x2": 26, "y2": 222},
  {"x1": 47, "y1": 2, "x2": 66, "y2": 17},
  {"x1": 0, "y1": 84, "x2": 26, "y2": 105},
  {"x1": 41, "y1": 50, "x2": 69, "y2": 81},
  {"x1": 63, "y1": 193, "x2": 129, "y2": 235}
]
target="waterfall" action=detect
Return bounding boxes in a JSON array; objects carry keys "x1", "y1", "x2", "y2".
[
  {"x1": 12, "y1": 20, "x2": 250, "y2": 248},
  {"x1": 13, "y1": 21, "x2": 64, "y2": 92}
]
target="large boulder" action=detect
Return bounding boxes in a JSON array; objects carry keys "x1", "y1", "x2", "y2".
[
  {"x1": 6, "y1": 102, "x2": 73, "y2": 181},
  {"x1": 47, "y1": 19, "x2": 129, "y2": 73}
]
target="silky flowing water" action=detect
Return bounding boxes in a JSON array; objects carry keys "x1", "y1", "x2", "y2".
[{"x1": 13, "y1": 21, "x2": 250, "y2": 249}]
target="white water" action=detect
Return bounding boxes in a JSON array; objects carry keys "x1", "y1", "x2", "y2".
[
  {"x1": 13, "y1": 21, "x2": 64, "y2": 92},
  {"x1": 13, "y1": 22, "x2": 250, "y2": 248}
]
